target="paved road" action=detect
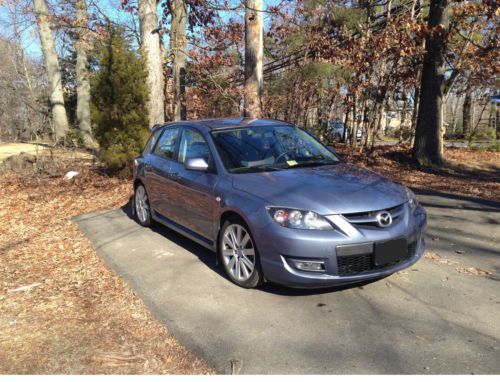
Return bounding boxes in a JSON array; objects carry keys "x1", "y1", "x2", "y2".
[{"x1": 75, "y1": 191, "x2": 500, "y2": 374}]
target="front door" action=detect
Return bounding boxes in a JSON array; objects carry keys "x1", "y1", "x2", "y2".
[{"x1": 169, "y1": 127, "x2": 218, "y2": 240}]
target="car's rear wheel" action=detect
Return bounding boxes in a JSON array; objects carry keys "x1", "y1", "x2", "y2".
[
  {"x1": 219, "y1": 218, "x2": 263, "y2": 288},
  {"x1": 134, "y1": 183, "x2": 152, "y2": 227}
]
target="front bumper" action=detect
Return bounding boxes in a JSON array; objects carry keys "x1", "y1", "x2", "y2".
[{"x1": 252, "y1": 204, "x2": 427, "y2": 288}]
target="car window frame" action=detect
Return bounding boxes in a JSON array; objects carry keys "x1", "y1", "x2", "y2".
[
  {"x1": 178, "y1": 126, "x2": 217, "y2": 173},
  {"x1": 151, "y1": 125, "x2": 182, "y2": 162},
  {"x1": 142, "y1": 126, "x2": 163, "y2": 155}
]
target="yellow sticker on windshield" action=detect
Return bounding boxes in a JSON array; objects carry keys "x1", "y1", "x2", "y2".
[{"x1": 287, "y1": 160, "x2": 298, "y2": 166}]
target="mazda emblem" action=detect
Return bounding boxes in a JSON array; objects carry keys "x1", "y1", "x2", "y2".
[{"x1": 376, "y1": 211, "x2": 392, "y2": 227}]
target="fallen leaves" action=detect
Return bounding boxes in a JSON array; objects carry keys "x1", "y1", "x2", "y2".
[
  {"x1": 0, "y1": 165, "x2": 214, "y2": 374},
  {"x1": 337, "y1": 145, "x2": 500, "y2": 201},
  {"x1": 424, "y1": 252, "x2": 493, "y2": 277},
  {"x1": 456, "y1": 267, "x2": 493, "y2": 277}
]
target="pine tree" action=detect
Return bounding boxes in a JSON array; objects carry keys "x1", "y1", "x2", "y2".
[{"x1": 91, "y1": 27, "x2": 150, "y2": 176}]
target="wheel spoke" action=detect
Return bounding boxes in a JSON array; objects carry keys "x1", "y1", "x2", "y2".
[
  {"x1": 240, "y1": 232, "x2": 250, "y2": 248},
  {"x1": 240, "y1": 256, "x2": 254, "y2": 273},
  {"x1": 235, "y1": 258, "x2": 241, "y2": 279},
  {"x1": 223, "y1": 235, "x2": 235, "y2": 250},
  {"x1": 242, "y1": 248, "x2": 255, "y2": 257},
  {"x1": 222, "y1": 248, "x2": 233, "y2": 257},
  {"x1": 240, "y1": 260, "x2": 250, "y2": 278},
  {"x1": 236, "y1": 225, "x2": 242, "y2": 244},
  {"x1": 227, "y1": 255, "x2": 237, "y2": 272},
  {"x1": 229, "y1": 229, "x2": 238, "y2": 249}
]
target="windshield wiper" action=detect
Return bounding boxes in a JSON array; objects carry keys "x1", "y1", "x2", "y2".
[
  {"x1": 231, "y1": 164, "x2": 285, "y2": 173},
  {"x1": 288, "y1": 160, "x2": 338, "y2": 169}
]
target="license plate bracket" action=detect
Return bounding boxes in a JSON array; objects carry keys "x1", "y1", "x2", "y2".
[{"x1": 374, "y1": 238, "x2": 407, "y2": 266}]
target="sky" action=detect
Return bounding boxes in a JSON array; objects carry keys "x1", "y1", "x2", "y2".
[{"x1": 0, "y1": 0, "x2": 286, "y2": 61}]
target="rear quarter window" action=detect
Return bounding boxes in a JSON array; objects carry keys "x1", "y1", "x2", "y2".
[{"x1": 143, "y1": 128, "x2": 162, "y2": 155}]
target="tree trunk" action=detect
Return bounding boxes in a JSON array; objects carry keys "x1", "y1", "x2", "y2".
[
  {"x1": 496, "y1": 104, "x2": 499, "y2": 140},
  {"x1": 33, "y1": 0, "x2": 69, "y2": 142},
  {"x1": 412, "y1": 0, "x2": 449, "y2": 166},
  {"x1": 244, "y1": 0, "x2": 263, "y2": 119},
  {"x1": 462, "y1": 87, "x2": 472, "y2": 138},
  {"x1": 75, "y1": 0, "x2": 93, "y2": 145},
  {"x1": 171, "y1": 0, "x2": 187, "y2": 121},
  {"x1": 139, "y1": 0, "x2": 165, "y2": 126}
]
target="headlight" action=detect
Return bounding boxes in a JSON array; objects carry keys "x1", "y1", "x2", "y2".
[
  {"x1": 267, "y1": 207, "x2": 333, "y2": 230},
  {"x1": 406, "y1": 188, "x2": 419, "y2": 213}
]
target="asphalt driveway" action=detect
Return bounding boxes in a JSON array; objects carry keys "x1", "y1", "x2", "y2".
[{"x1": 75, "y1": 191, "x2": 500, "y2": 374}]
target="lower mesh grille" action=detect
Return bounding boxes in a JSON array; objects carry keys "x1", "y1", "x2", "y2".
[
  {"x1": 337, "y1": 254, "x2": 372, "y2": 275},
  {"x1": 337, "y1": 240, "x2": 417, "y2": 276}
]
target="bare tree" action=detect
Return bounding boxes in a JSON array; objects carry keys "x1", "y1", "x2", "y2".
[
  {"x1": 139, "y1": 0, "x2": 165, "y2": 126},
  {"x1": 75, "y1": 0, "x2": 93, "y2": 144},
  {"x1": 171, "y1": 0, "x2": 187, "y2": 121},
  {"x1": 412, "y1": 0, "x2": 450, "y2": 166},
  {"x1": 33, "y1": 0, "x2": 69, "y2": 141},
  {"x1": 244, "y1": 0, "x2": 263, "y2": 119}
]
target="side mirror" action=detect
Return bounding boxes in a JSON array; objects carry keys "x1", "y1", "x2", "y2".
[{"x1": 184, "y1": 157, "x2": 209, "y2": 172}]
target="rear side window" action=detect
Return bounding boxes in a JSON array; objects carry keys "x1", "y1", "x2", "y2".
[
  {"x1": 153, "y1": 127, "x2": 180, "y2": 159},
  {"x1": 143, "y1": 128, "x2": 162, "y2": 155}
]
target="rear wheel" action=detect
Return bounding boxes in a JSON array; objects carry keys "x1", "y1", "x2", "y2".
[
  {"x1": 134, "y1": 183, "x2": 152, "y2": 227},
  {"x1": 218, "y1": 218, "x2": 264, "y2": 288}
]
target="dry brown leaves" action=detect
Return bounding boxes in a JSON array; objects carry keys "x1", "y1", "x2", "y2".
[
  {"x1": 337, "y1": 146, "x2": 500, "y2": 201},
  {"x1": 0, "y1": 165, "x2": 214, "y2": 374}
]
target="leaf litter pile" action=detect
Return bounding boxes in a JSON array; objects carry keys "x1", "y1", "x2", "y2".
[{"x1": 0, "y1": 165, "x2": 213, "y2": 374}]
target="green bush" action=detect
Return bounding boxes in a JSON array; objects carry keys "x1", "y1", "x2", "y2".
[{"x1": 91, "y1": 27, "x2": 150, "y2": 177}]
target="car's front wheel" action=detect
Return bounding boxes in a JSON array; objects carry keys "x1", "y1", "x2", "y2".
[
  {"x1": 134, "y1": 183, "x2": 152, "y2": 227},
  {"x1": 219, "y1": 218, "x2": 264, "y2": 288}
]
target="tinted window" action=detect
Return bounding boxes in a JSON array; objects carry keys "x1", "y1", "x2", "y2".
[
  {"x1": 143, "y1": 128, "x2": 162, "y2": 154},
  {"x1": 178, "y1": 129, "x2": 211, "y2": 163},
  {"x1": 211, "y1": 125, "x2": 339, "y2": 173},
  {"x1": 153, "y1": 127, "x2": 180, "y2": 159}
]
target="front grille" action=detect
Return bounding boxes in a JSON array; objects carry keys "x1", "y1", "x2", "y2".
[
  {"x1": 342, "y1": 203, "x2": 405, "y2": 227},
  {"x1": 337, "y1": 253, "x2": 372, "y2": 275},
  {"x1": 337, "y1": 240, "x2": 417, "y2": 276}
]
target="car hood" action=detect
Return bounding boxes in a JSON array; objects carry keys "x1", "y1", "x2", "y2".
[{"x1": 231, "y1": 163, "x2": 408, "y2": 215}]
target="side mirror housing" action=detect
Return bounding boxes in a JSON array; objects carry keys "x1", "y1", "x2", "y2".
[{"x1": 184, "y1": 157, "x2": 209, "y2": 172}]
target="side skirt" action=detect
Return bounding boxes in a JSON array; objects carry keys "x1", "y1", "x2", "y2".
[{"x1": 152, "y1": 210, "x2": 216, "y2": 252}]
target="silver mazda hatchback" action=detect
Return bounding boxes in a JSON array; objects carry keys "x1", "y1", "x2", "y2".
[{"x1": 133, "y1": 118, "x2": 426, "y2": 288}]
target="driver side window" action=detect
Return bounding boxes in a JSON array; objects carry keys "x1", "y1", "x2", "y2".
[{"x1": 178, "y1": 128, "x2": 211, "y2": 164}]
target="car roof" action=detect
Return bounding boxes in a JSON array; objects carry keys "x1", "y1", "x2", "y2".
[{"x1": 154, "y1": 118, "x2": 293, "y2": 132}]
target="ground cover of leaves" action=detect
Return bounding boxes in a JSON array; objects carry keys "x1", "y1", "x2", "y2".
[
  {"x1": 337, "y1": 145, "x2": 500, "y2": 201},
  {"x1": 0, "y1": 166, "x2": 214, "y2": 374}
]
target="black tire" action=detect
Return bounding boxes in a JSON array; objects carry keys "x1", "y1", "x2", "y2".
[
  {"x1": 134, "y1": 183, "x2": 152, "y2": 227},
  {"x1": 218, "y1": 217, "x2": 264, "y2": 289},
  {"x1": 333, "y1": 133, "x2": 342, "y2": 143}
]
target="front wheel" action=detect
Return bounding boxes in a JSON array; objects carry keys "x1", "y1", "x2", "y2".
[{"x1": 218, "y1": 218, "x2": 264, "y2": 288}]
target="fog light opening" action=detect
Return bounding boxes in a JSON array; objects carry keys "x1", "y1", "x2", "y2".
[{"x1": 290, "y1": 259, "x2": 326, "y2": 273}]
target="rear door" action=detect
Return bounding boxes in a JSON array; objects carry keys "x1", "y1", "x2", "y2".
[
  {"x1": 168, "y1": 127, "x2": 218, "y2": 240},
  {"x1": 147, "y1": 126, "x2": 181, "y2": 217}
]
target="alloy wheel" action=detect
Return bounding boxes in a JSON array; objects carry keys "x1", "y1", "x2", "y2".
[
  {"x1": 221, "y1": 223, "x2": 256, "y2": 282},
  {"x1": 135, "y1": 185, "x2": 149, "y2": 224}
]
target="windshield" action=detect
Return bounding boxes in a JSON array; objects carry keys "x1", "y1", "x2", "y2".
[{"x1": 211, "y1": 125, "x2": 340, "y2": 173}]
